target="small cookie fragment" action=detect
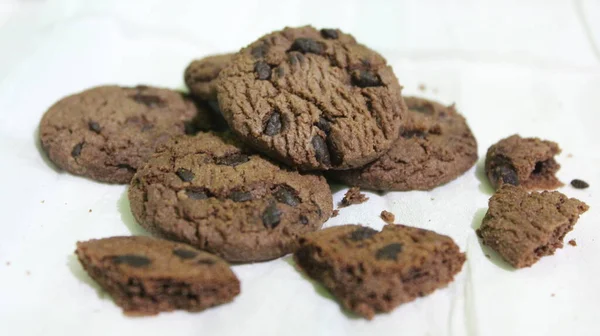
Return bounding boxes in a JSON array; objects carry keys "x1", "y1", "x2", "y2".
[
  {"x1": 75, "y1": 236, "x2": 240, "y2": 316},
  {"x1": 568, "y1": 239, "x2": 577, "y2": 247},
  {"x1": 294, "y1": 224, "x2": 465, "y2": 319},
  {"x1": 477, "y1": 185, "x2": 588, "y2": 268},
  {"x1": 570, "y1": 179, "x2": 589, "y2": 189},
  {"x1": 184, "y1": 53, "x2": 234, "y2": 101},
  {"x1": 332, "y1": 209, "x2": 340, "y2": 217},
  {"x1": 380, "y1": 210, "x2": 395, "y2": 224},
  {"x1": 485, "y1": 135, "x2": 563, "y2": 190},
  {"x1": 340, "y1": 187, "x2": 369, "y2": 207}
]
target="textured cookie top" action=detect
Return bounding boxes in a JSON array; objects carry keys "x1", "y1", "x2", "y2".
[
  {"x1": 485, "y1": 134, "x2": 562, "y2": 190},
  {"x1": 334, "y1": 97, "x2": 478, "y2": 191},
  {"x1": 217, "y1": 26, "x2": 406, "y2": 170},
  {"x1": 76, "y1": 236, "x2": 235, "y2": 280},
  {"x1": 185, "y1": 53, "x2": 234, "y2": 100},
  {"x1": 39, "y1": 85, "x2": 216, "y2": 184},
  {"x1": 129, "y1": 131, "x2": 333, "y2": 262}
]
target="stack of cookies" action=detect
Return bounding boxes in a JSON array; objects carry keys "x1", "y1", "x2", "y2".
[{"x1": 39, "y1": 26, "x2": 588, "y2": 319}]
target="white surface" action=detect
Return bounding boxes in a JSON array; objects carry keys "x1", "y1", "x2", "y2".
[{"x1": 0, "y1": 0, "x2": 599, "y2": 335}]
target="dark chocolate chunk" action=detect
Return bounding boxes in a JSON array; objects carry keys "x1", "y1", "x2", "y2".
[
  {"x1": 251, "y1": 44, "x2": 269, "y2": 58},
  {"x1": 493, "y1": 165, "x2": 519, "y2": 186},
  {"x1": 131, "y1": 93, "x2": 166, "y2": 108},
  {"x1": 186, "y1": 188, "x2": 209, "y2": 200},
  {"x1": 229, "y1": 191, "x2": 253, "y2": 202},
  {"x1": 275, "y1": 66, "x2": 285, "y2": 78},
  {"x1": 176, "y1": 168, "x2": 195, "y2": 182},
  {"x1": 571, "y1": 179, "x2": 589, "y2": 189},
  {"x1": 320, "y1": 28, "x2": 338, "y2": 39},
  {"x1": 288, "y1": 52, "x2": 305, "y2": 65},
  {"x1": 312, "y1": 136, "x2": 331, "y2": 166},
  {"x1": 264, "y1": 111, "x2": 282, "y2": 136},
  {"x1": 401, "y1": 130, "x2": 426, "y2": 139},
  {"x1": 88, "y1": 121, "x2": 101, "y2": 133},
  {"x1": 316, "y1": 117, "x2": 331, "y2": 134},
  {"x1": 173, "y1": 248, "x2": 198, "y2": 259},
  {"x1": 71, "y1": 142, "x2": 83, "y2": 157},
  {"x1": 254, "y1": 61, "x2": 271, "y2": 80},
  {"x1": 300, "y1": 215, "x2": 309, "y2": 225},
  {"x1": 262, "y1": 202, "x2": 282, "y2": 229},
  {"x1": 351, "y1": 70, "x2": 382, "y2": 88},
  {"x1": 215, "y1": 153, "x2": 250, "y2": 167},
  {"x1": 289, "y1": 38, "x2": 325, "y2": 55},
  {"x1": 112, "y1": 254, "x2": 151, "y2": 267},
  {"x1": 349, "y1": 227, "x2": 378, "y2": 241},
  {"x1": 273, "y1": 185, "x2": 300, "y2": 207},
  {"x1": 375, "y1": 243, "x2": 403, "y2": 261}
]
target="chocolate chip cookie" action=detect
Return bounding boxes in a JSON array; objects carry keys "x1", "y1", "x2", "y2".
[
  {"x1": 332, "y1": 97, "x2": 478, "y2": 191},
  {"x1": 185, "y1": 53, "x2": 234, "y2": 101},
  {"x1": 217, "y1": 26, "x2": 407, "y2": 170},
  {"x1": 294, "y1": 224, "x2": 465, "y2": 319},
  {"x1": 477, "y1": 185, "x2": 588, "y2": 268},
  {"x1": 75, "y1": 236, "x2": 240, "y2": 316},
  {"x1": 128, "y1": 131, "x2": 333, "y2": 262},
  {"x1": 39, "y1": 85, "x2": 217, "y2": 183},
  {"x1": 485, "y1": 134, "x2": 562, "y2": 190}
]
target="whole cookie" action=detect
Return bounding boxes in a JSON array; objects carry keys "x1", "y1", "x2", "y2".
[
  {"x1": 129, "y1": 131, "x2": 333, "y2": 262},
  {"x1": 185, "y1": 53, "x2": 234, "y2": 101},
  {"x1": 75, "y1": 236, "x2": 240, "y2": 316},
  {"x1": 218, "y1": 26, "x2": 406, "y2": 170},
  {"x1": 333, "y1": 97, "x2": 478, "y2": 191},
  {"x1": 39, "y1": 85, "x2": 218, "y2": 183},
  {"x1": 294, "y1": 224, "x2": 465, "y2": 319},
  {"x1": 485, "y1": 134, "x2": 562, "y2": 190}
]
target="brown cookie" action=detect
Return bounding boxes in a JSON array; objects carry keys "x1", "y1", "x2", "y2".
[
  {"x1": 75, "y1": 236, "x2": 240, "y2": 316},
  {"x1": 332, "y1": 97, "x2": 478, "y2": 191},
  {"x1": 485, "y1": 134, "x2": 562, "y2": 190},
  {"x1": 39, "y1": 85, "x2": 218, "y2": 184},
  {"x1": 128, "y1": 131, "x2": 333, "y2": 262},
  {"x1": 217, "y1": 26, "x2": 407, "y2": 170},
  {"x1": 184, "y1": 53, "x2": 234, "y2": 101},
  {"x1": 294, "y1": 224, "x2": 465, "y2": 319},
  {"x1": 477, "y1": 185, "x2": 588, "y2": 268}
]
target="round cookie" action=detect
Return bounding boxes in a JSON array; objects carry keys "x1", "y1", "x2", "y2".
[
  {"x1": 128, "y1": 131, "x2": 333, "y2": 263},
  {"x1": 333, "y1": 97, "x2": 478, "y2": 191},
  {"x1": 184, "y1": 53, "x2": 234, "y2": 101},
  {"x1": 40, "y1": 85, "x2": 218, "y2": 184},
  {"x1": 217, "y1": 26, "x2": 407, "y2": 170}
]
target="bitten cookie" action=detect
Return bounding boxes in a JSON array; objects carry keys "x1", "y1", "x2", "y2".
[
  {"x1": 129, "y1": 131, "x2": 333, "y2": 262},
  {"x1": 217, "y1": 26, "x2": 407, "y2": 170},
  {"x1": 485, "y1": 134, "x2": 562, "y2": 190},
  {"x1": 184, "y1": 53, "x2": 234, "y2": 101},
  {"x1": 477, "y1": 185, "x2": 588, "y2": 268},
  {"x1": 75, "y1": 236, "x2": 240, "y2": 316},
  {"x1": 39, "y1": 85, "x2": 217, "y2": 183},
  {"x1": 333, "y1": 97, "x2": 478, "y2": 191},
  {"x1": 294, "y1": 224, "x2": 465, "y2": 319}
]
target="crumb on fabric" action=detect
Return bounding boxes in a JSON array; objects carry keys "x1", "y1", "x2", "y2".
[
  {"x1": 332, "y1": 209, "x2": 339, "y2": 217},
  {"x1": 418, "y1": 83, "x2": 426, "y2": 91},
  {"x1": 5, "y1": 261, "x2": 10, "y2": 266},
  {"x1": 340, "y1": 187, "x2": 369, "y2": 207},
  {"x1": 570, "y1": 179, "x2": 589, "y2": 189},
  {"x1": 567, "y1": 153, "x2": 573, "y2": 158},
  {"x1": 41, "y1": 200, "x2": 45, "y2": 204},
  {"x1": 26, "y1": 271, "x2": 31, "y2": 276},
  {"x1": 430, "y1": 197, "x2": 435, "y2": 201},
  {"x1": 89, "y1": 209, "x2": 92, "y2": 213},
  {"x1": 551, "y1": 293, "x2": 555, "y2": 297},
  {"x1": 568, "y1": 239, "x2": 577, "y2": 247},
  {"x1": 380, "y1": 210, "x2": 395, "y2": 224}
]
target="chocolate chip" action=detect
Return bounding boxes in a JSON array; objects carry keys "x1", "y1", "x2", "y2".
[
  {"x1": 349, "y1": 227, "x2": 378, "y2": 241},
  {"x1": 71, "y1": 142, "x2": 83, "y2": 157},
  {"x1": 571, "y1": 179, "x2": 589, "y2": 189},
  {"x1": 254, "y1": 61, "x2": 271, "y2": 80},
  {"x1": 131, "y1": 93, "x2": 166, "y2": 108},
  {"x1": 493, "y1": 165, "x2": 519, "y2": 186},
  {"x1": 176, "y1": 168, "x2": 195, "y2": 182},
  {"x1": 289, "y1": 38, "x2": 325, "y2": 54},
  {"x1": 262, "y1": 202, "x2": 281, "y2": 229},
  {"x1": 230, "y1": 191, "x2": 253, "y2": 202},
  {"x1": 401, "y1": 130, "x2": 426, "y2": 139},
  {"x1": 264, "y1": 111, "x2": 282, "y2": 136},
  {"x1": 215, "y1": 153, "x2": 249, "y2": 167},
  {"x1": 197, "y1": 259, "x2": 216, "y2": 265},
  {"x1": 251, "y1": 44, "x2": 269, "y2": 58},
  {"x1": 113, "y1": 255, "x2": 151, "y2": 267},
  {"x1": 88, "y1": 121, "x2": 101, "y2": 133},
  {"x1": 320, "y1": 28, "x2": 338, "y2": 39},
  {"x1": 288, "y1": 52, "x2": 305, "y2": 65},
  {"x1": 351, "y1": 70, "x2": 382, "y2": 88},
  {"x1": 186, "y1": 188, "x2": 209, "y2": 200},
  {"x1": 173, "y1": 248, "x2": 198, "y2": 259},
  {"x1": 315, "y1": 117, "x2": 331, "y2": 134},
  {"x1": 300, "y1": 215, "x2": 309, "y2": 225},
  {"x1": 276, "y1": 66, "x2": 285, "y2": 78},
  {"x1": 273, "y1": 185, "x2": 300, "y2": 207},
  {"x1": 312, "y1": 136, "x2": 331, "y2": 166},
  {"x1": 375, "y1": 243, "x2": 403, "y2": 261}
]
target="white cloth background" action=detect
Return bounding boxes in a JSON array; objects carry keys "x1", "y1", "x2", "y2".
[{"x1": 0, "y1": 0, "x2": 599, "y2": 335}]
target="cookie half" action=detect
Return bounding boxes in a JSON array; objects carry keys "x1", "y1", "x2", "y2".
[
  {"x1": 39, "y1": 85, "x2": 218, "y2": 183},
  {"x1": 333, "y1": 97, "x2": 478, "y2": 191},
  {"x1": 217, "y1": 26, "x2": 406, "y2": 170},
  {"x1": 129, "y1": 131, "x2": 333, "y2": 262},
  {"x1": 185, "y1": 53, "x2": 234, "y2": 101},
  {"x1": 75, "y1": 236, "x2": 240, "y2": 316}
]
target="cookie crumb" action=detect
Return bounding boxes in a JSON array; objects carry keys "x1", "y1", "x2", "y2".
[
  {"x1": 570, "y1": 179, "x2": 589, "y2": 189},
  {"x1": 568, "y1": 239, "x2": 577, "y2": 247},
  {"x1": 89, "y1": 209, "x2": 92, "y2": 213},
  {"x1": 5, "y1": 261, "x2": 10, "y2": 266},
  {"x1": 41, "y1": 200, "x2": 45, "y2": 204},
  {"x1": 332, "y1": 209, "x2": 339, "y2": 217},
  {"x1": 551, "y1": 293, "x2": 555, "y2": 297},
  {"x1": 26, "y1": 271, "x2": 31, "y2": 276},
  {"x1": 430, "y1": 197, "x2": 435, "y2": 201},
  {"x1": 380, "y1": 210, "x2": 395, "y2": 224},
  {"x1": 340, "y1": 187, "x2": 369, "y2": 207},
  {"x1": 567, "y1": 153, "x2": 573, "y2": 158},
  {"x1": 418, "y1": 83, "x2": 426, "y2": 91}
]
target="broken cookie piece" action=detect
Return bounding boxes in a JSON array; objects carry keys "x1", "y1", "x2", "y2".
[
  {"x1": 340, "y1": 187, "x2": 369, "y2": 207},
  {"x1": 477, "y1": 185, "x2": 588, "y2": 268},
  {"x1": 380, "y1": 210, "x2": 395, "y2": 224},
  {"x1": 485, "y1": 134, "x2": 563, "y2": 190}
]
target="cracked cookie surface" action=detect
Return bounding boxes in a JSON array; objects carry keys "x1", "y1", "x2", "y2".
[
  {"x1": 39, "y1": 85, "x2": 217, "y2": 183},
  {"x1": 333, "y1": 97, "x2": 478, "y2": 191},
  {"x1": 217, "y1": 26, "x2": 406, "y2": 170},
  {"x1": 128, "y1": 131, "x2": 333, "y2": 262},
  {"x1": 185, "y1": 53, "x2": 234, "y2": 101}
]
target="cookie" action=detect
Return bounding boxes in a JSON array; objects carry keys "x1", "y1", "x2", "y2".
[
  {"x1": 129, "y1": 131, "x2": 333, "y2": 262},
  {"x1": 476, "y1": 185, "x2": 588, "y2": 268},
  {"x1": 294, "y1": 224, "x2": 465, "y2": 319},
  {"x1": 485, "y1": 134, "x2": 562, "y2": 190},
  {"x1": 185, "y1": 53, "x2": 234, "y2": 101},
  {"x1": 332, "y1": 97, "x2": 478, "y2": 191},
  {"x1": 217, "y1": 26, "x2": 407, "y2": 170},
  {"x1": 39, "y1": 85, "x2": 218, "y2": 184},
  {"x1": 75, "y1": 236, "x2": 240, "y2": 316}
]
